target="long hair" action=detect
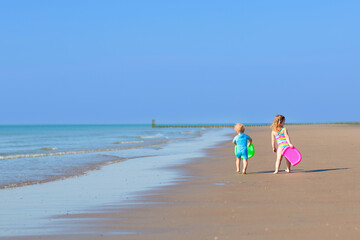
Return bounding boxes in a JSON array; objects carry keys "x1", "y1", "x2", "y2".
[{"x1": 271, "y1": 115, "x2": 285, "y2": 131}]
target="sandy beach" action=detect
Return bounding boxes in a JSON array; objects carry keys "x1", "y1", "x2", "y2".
[{"x1": 7, "y1": 124, "x2": 360, "y2": 240}]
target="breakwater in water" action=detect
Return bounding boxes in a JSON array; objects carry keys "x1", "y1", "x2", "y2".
[{"x1": 151, "y1": 120, "x2": 360, "y2": 128}]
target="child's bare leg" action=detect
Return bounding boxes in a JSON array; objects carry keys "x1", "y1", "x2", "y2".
[
  {"x1": 242, "y1": 158, "x2": 248, "y2": 174},
  {"x1": 274, "y1": 150, "x2": 283, "y2": 174},
  {"x1": 285, "y1": 160, "x2": 291, "y2": 173},
  {"x1": 236, "y1": 158, "x2": 240, "y2": 172}
]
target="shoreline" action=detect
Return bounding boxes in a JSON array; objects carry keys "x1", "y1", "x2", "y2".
[
  {"x1": 0, "y1": 125, "x2": 205, "y2": 190},
  {"x1": 3, "y1": 124, "x2": 360, "y2": 239},
  {"x1": 0, "y1": 128, "x2": 230, "y2": 238}
]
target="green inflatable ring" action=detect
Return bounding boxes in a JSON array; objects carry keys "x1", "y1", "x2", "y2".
[{"x1": 234, "y1": 144, "x2": 255, "y2": 159}]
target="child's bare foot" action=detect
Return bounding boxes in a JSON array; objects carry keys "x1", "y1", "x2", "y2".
[
  {"x1": 273, "y1": 171, "x2": 278, "y2": 174},
  {"x1": 242, "y1": 172, "x2": 246, "y2": 175},
  {"x1": 236, "y1": 170, "x2": 240, "y2": 173},
  {"x1": 285, "y1": 169, "x2": 291, "y2": 173}
]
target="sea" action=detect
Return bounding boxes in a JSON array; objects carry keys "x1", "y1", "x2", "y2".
[{"x1": 0, "y1": 124, "x2": 231, "y2": 236}]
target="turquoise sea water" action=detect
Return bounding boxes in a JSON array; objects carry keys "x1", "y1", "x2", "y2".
[
  {"x1": 0, "y1": 124, "x2": 204, "y2": 188},
  {"x1": 0, "y1": 124, "x2": 232, "y2": 236}
]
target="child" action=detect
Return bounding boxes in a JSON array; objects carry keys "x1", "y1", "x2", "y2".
[
  {"x1": 233, "y1": 123, "x2": 252, "y2": 174},
  {"x1": 271, "y1": 115, "x2": 294, "y2": 174}
]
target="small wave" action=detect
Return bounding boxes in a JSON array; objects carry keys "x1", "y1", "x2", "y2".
[
  {"x1": 0, "y1": 141, "x2": 169, "y2": 161},
  {"x1": 180, "y1": 131, "x2": 193, "y2": 135},
  {"x1": 140, "y1": 134, "x2": 164, "y2": 139},
  {"x1": 41, "y1": 147, "x2": 57, "y2": 151},
  {"x1": 114, "y1": 140, "x2": 144, "y2": 144},
  {"x1": 0, "y1": 149, "x2": 126, "y2": 160},
  {"x1": 0, "y1": 156, "x2": 130, "y2": 189}
]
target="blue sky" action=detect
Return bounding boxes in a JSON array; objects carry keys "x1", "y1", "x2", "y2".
[{"x1": 0, "y1": 0, "x2": 359, "y2": 124}]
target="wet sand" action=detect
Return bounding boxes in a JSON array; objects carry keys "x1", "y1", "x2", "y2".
[{"x1": 8, "y1": 125, "x2": 360, "y2": 240}]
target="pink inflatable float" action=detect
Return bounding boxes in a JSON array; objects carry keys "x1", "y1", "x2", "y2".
[{"x1": 282, "y1": 147, "x2": 302, "y2": 166}]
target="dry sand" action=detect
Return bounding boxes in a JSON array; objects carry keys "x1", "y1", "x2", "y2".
[{"x1": 9, "y1": 125, "x2": 360, "y2": 240}]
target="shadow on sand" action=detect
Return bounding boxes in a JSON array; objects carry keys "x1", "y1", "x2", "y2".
[
  {"x1": 302, "y1": 168, "x2": 349, "y2": 173},
  {"x1": 252, "y1": 168, "x2": 349, "y2": 174}
]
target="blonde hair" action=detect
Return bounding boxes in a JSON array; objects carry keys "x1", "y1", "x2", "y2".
[
  {"x1": 271, "y1": 115, "x2": 285, "y2": 131},
  {"x1": 234, "y1": 123, "x2": 245, "y2": 133}
]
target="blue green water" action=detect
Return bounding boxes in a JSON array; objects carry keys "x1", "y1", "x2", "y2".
[
  {"x1": 0, "y1": 124, "x2": 204, "y2": 188},
  {"x1": 0, "y1": 125, "x2": 231, "y2": 236}
]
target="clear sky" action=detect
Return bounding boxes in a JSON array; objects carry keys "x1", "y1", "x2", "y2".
[{"x1": 1, "y1": 0, "x2": 359, "y2": 124}]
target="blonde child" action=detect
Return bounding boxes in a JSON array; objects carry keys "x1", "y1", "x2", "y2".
[
  {"x1": 271, "y1": 115, "x2": 294, "y2": 174},
  {"x1": 233, "y1": 123, "x2": 252, "y2": 174}
]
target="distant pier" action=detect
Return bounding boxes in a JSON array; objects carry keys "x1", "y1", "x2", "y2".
[
  {"x1": 151, "y1": 120, "x2": 359, "y2": 128},
  {"x1": 152, "y1": 120, "x2": 266, "y2": 128}
]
